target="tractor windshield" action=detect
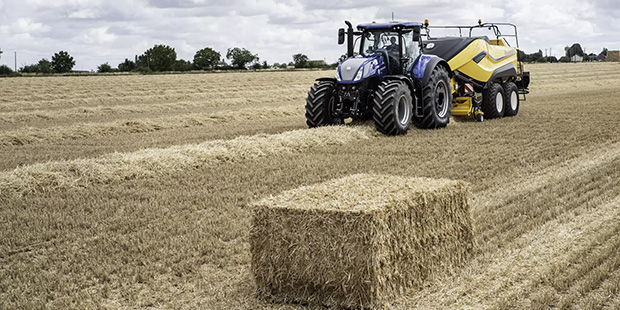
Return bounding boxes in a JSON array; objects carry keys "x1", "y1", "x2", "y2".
[{"x1": 361, "y1": 30, "x2": 419, "y2": 60}]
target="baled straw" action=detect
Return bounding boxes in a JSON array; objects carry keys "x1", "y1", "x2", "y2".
[{"x1": 251, "y1": 174, "x2": 473, "y2": 309}]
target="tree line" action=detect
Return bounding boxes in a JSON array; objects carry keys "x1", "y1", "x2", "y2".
[
  {"x1": 0, "y1": 45, "x2": 335, "y2": 75},
  {"x1": 518, "y1": 44, "x2": 608, "y2": 63}
]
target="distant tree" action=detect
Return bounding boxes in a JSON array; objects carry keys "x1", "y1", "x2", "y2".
[
  {"x1": 97, "y1": 62, "x2": 113, "y2": 73},
  {"x1": 0, "y1": 65, "x2": 13, "y2": 75},
  {"x1": 51, "y1": 51, "x2": 75, "y2": 73},
  {"x1": 599, "y1": 48, "x2": 608, "y2": 57},
  {"x1": 530, "y1": 50, "x2": 543, "y2": 62},
  {"x1": 226, "y1": 47, "x2": 258, "y2": 69},
  {"x1": 38, "y1": 59, "x2": 52, "y2": 74},
  {"x1": 20, "y1": 64, "x2": 41, "y2": 73},
  {"x1": 193, "y1": 47, "x2": 220, "y2": 70},
  {"x1": 138, "y1": 45, "x2": 177, "y2": 72},
  {"x1": 293, "y1": 53, "x2": 309, "y2": 68},
  {"x1": 118, "y1": 58, "x2": 136, "y2": 72},
  {"x1": 517, "y1": 50, "x2": 527, "y2": 62},
  {"x1": 547, "y1": 56, "x2": 558, "y2": 63},
  {"x1": 252, "y1": 62, "x2": 262, "y2": 70},
  {"x1": 280, "y1": 63, "x2": 288, "y2": 69},
  {"x1": 172, "y1": 59, "x2": 192, "y2": 72},
  {"x1": 559, "y1": 56, "x2": 570, "y2": 63},
  {"x1": 262, "y1": 60, "x2": 269, "y2": 69},
  {"x1": 565, "y1": 43, "x2": 584, "y2": 58},
  {"x1": 273, "y1": 62, "x2": 280, "y2": 69}
]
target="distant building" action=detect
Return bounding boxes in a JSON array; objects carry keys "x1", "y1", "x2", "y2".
[
  {"x1": 607, "y1": 51, "x2": 620, "y2": 62},
  {"x1": 570, "y1": 55, "x2": 583, "y2": 62}
]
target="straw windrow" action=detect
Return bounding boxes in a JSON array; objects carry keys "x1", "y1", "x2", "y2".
[
  {"x1": 0, "y1": 126, "x2": 369, "y2": 199},
  {"x1": 251, "y1": 174, "x2": 473, "y2": 309}
]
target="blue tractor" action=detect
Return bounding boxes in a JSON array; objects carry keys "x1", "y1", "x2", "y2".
[{"x1": 305, "y1": 20, "x2": 529, "y2": 135}]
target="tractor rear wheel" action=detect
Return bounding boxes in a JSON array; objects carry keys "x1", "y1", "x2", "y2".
[
  {"x1": 305, "y1": 81, "x2": 343, "y2": 127},
  {"x1": 503, "y1": 82, "x2": 519, "y2": 117},
  {"x1": 413, "y1": 65, "x2": 451, "y2": 129},
  {"x1": 481, "y1": 82, "x2": 505, "y2": 119},
  {"x1": 373, "y1": 80, "x2": 413, "y2": 135}
]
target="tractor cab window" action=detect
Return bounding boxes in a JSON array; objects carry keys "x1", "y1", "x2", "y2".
[{"x1": 361, "y1": 31, "x2": 402, "y2": 57}]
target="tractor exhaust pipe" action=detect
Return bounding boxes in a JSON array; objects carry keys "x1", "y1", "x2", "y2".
[{"x1": 345, "y1": 21, "x2": 354, "y2": 58}]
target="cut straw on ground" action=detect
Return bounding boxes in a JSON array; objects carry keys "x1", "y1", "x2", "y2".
[
  {"x1": 0, "y1": 126, "x2": 369, "y2": 199},
  {"x1": 0, "y1": 105, "x2": 303, "y2": 146},
  {"x1": 251, "y1": 174, "x2": 473, "y2": 309}
]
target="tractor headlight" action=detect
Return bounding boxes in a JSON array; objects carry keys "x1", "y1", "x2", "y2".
[
  {"x1": 336, "y1": 69, "x2": 342, "y2": 82},
  {"x1": 353, "y1": 67, "x2": 364, "y2": 82}
]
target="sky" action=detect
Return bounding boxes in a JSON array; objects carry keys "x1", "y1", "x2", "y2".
[{"x1": 0, "y1": 0, "x2": 619, "y2": 71}]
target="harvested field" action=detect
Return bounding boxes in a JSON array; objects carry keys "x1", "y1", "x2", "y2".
[{"x1": 1, "y1": 63, "x2": 620, "y2": 309}]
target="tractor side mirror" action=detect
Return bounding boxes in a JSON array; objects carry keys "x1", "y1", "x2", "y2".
[
  {"x1": 338, "y1": 28, "x2": 345, "y2": 45},
  {"x1": 412, "y1": 27, "x2": 421, "y2": 41}
]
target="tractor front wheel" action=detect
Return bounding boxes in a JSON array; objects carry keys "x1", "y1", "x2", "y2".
[
  {"x1": 482, "y1": 82, "x2": 505, "y2": 119},
  {"x1": 413, "y1": 65, "x2": 451, "y2": 129},
  {"x1": 305, "y1": 81, "x2": 343, "y2": 128},
  {"x1": 373, "y1": 80, "x2": 413, "y2": 135}
]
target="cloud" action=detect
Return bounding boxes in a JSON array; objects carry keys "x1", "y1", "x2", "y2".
[{"x1": 0, "y1": 0, "x2": 618, "y2": 70}]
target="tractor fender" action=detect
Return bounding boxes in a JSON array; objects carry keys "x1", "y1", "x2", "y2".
[
  {"x1": 315, "y1": 77, "x2": 337, "y2": 82},
  {"x1": 413, "y1": 55, "x2": 452, "y2": 86},
  {"x1": 382, "y1": 75, "x2": 415, "y2": 94}
]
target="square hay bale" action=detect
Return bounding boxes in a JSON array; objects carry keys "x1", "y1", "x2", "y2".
[
  {"x1": 607, "y1": 50, "x2": 620, "y2": 62},
  {"x1": 250, "y1": 174, "x2": 473, "y2": 309}
]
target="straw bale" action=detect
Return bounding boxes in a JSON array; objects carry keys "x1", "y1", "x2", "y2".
[
  {"x1": 607, "y1": 51, "x2": 620, "y2": 62},
  {"x1": 0, "y1": 126, "x2": 369, "y2": 199},
  {"x1": 251, "y1": 174, "x2": 473, "y2": 309}
]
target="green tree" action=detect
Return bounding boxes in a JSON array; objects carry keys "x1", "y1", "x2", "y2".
[
  {"x1": 252, "y1": 62, "x2": 262, "y2": 70},
  {"x1": 193, "y1": 47, "x2": 220, "y2": 70},
  {"x1": 51, "y1": 51, "x2": 75, "y2": 73},
  {"x1": 20, "y1": 64, "x2": 41, "y2": 73},
  {"x1": 38, "y1": 59, "x2": 52, "y2": 74},
  {"x1": 118, "y1": 58, "x2": 136, "y2": 72},
  {"x1": 172, "y1": 59, "x2": 192, "y2": 72},
  {"x1": 599, "y1": 48, "x2": 608, "y2": 58},
  {"x1": 565, "y1": 43, "x2": 584, "y2": 58},
  {"x1": 262, "y1": 60, "x2": 269, "y2": 69},
  {"x1": 0, "y1": 65, "x2": 13, "y2": 75},
  {"x1": 292, "y1": 53, "x2": 309, "y2": 68},
  {"x1": 98, "y1": 62, "x2": 113, "y2": 73},
  {"x1": 138, "y1": 45, "x2": 177, "y2": 72},
  {"x1": 226, "y1": 47, "x2": 258, "y2": 69}
]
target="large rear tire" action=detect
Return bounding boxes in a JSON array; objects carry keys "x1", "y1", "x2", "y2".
[
  {"x1": 413, "y1": 65, "x2": 451, "y2": 129},
  {"x1": 481, "y1": 82, "x2": 505, "y2": 119},
  {"x1": 373, "y1": 80, "x2": 413, "y2": 135},
  {"x1": 305, "y1": 81, "x2": 343, "y2": 127},
  {"x1": 503, "y1": 82, "x2": 519, "y2": 117}
]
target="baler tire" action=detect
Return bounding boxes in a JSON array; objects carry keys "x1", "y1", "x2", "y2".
[
  {"x1": 482, "y1": 82, "x2": 505, "y2": 119},
  {"x1": 305, "y1": 81, "x2": 343, "y2": 128},
  {"x1": 503, "y1": 82, "x2": 519, "y2": 117},
  {"x1": 413, "y1": 65, "x2": 451, "y2": 129},
  {"x1": 372, "y1": 80, "x2": 413, "y2": 135}
]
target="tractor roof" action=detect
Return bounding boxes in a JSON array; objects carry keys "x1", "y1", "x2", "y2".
[{"x1": 357, "y1": 22, "x2": 421, "y2": 31}]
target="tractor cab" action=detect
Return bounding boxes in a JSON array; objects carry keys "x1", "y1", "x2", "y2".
[
  {"x1": 358, "y1": 26, "x2": 421, "y2": 75},
  {"x1": 337, "y1": 22, "x2": 422, "y2": 82}
]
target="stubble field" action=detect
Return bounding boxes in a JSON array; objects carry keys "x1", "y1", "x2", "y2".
[{"x1": 1, "y1": 62, "x2": 620, "y2": 309}]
